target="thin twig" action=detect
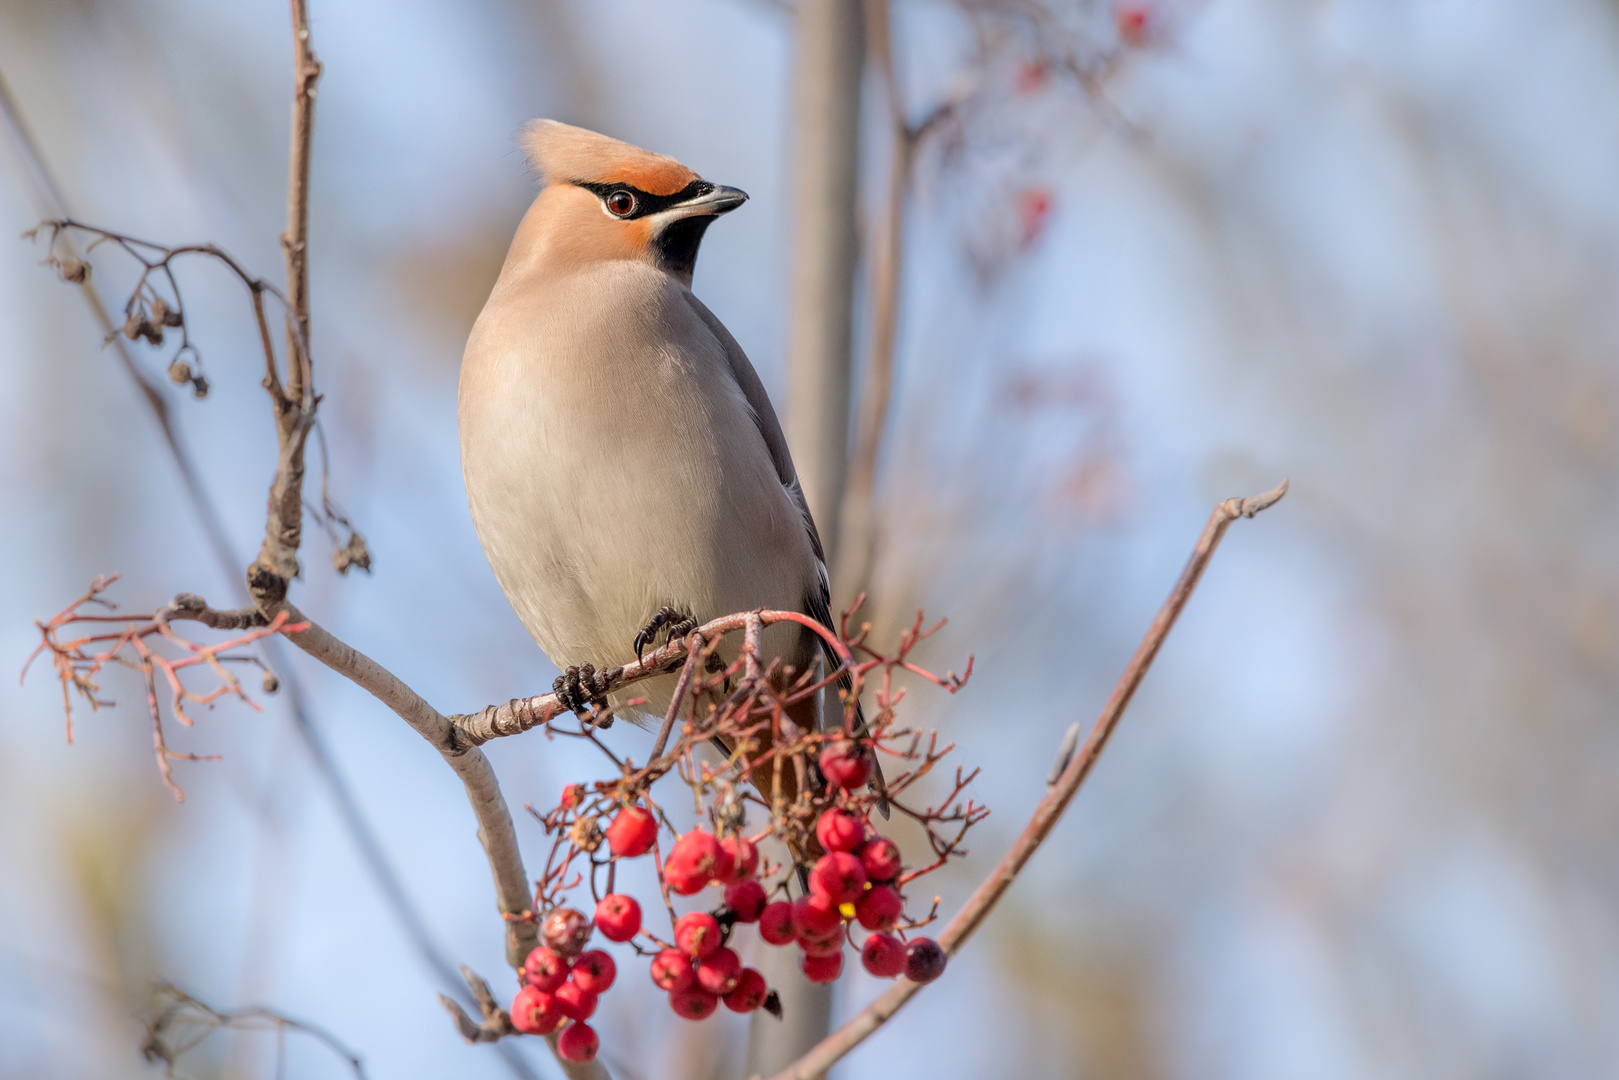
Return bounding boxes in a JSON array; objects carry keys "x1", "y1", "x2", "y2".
[{"x1": 767, "y1": 480, "x2": 1289, "y2": 1080}]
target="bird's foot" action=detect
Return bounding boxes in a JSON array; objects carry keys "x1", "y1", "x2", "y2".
[
  {"x1": 552, "y1": 662, "x2": 614, "y2": 723},
  {"x1": 633, "y1": 605, "x2": 698, "y2": 662}
]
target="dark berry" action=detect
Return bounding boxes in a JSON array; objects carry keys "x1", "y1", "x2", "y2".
[{"x1": 904, "y1": 937, "x2": 947, "y2": 983}]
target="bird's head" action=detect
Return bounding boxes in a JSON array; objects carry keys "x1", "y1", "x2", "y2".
[{"x1": 520, "y1": 119, "x2": 747, "y2": 286}]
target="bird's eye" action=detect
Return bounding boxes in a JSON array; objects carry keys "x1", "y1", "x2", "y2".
[{"x1": 605, "y1": 190, "x2": 637, "y2": 217}]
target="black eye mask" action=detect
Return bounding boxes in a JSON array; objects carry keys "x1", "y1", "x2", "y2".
[{"x1": 574, "y1": 179, "x2": 715, "y2": 220}]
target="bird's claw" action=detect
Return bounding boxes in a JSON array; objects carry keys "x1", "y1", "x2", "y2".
[
  {"x1": 552, "y1": 662, "x2": 614, "y2": 721},
  {"x1": 633, "y1": 605, "x2": 697, "y2": 663}
]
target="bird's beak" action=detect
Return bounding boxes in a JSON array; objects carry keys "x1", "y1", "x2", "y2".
[{"x1": 671, "y1": 184, "x2": 749, "y2": 218}]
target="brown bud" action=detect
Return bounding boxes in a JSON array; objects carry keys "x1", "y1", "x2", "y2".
[
  {"x1": 261, "y1": 670, "x2": 280, "y2": 694},
  {"x1": 568, "y1": 814, "x2": 603, "y2": 853},
  {"x1": 167, "y1": 360, "x2": 193, "y2": 384},
  {"x1": 540, "y1": 907, "x2": 592, "y2": 958},
  {"x1": 57, "y1": 257, "x2": 88, "y2": 283}
]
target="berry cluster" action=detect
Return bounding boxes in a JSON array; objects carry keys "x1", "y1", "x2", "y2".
[{"x1": 503, "y1": 610, "x2": 980, "y2": 1060}]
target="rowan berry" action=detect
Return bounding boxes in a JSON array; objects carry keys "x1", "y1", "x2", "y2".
[
  {"x1": 523, "y1": 946, "x2": 570, "y2": 992},
  {"x1": 556, "y1": 1020, "x2": 599, "y2": 1063},
  {"x1": 723, "y1": 967, "x2": 768, "y2": 1013},
  {"x1": 509, "y1": 985, "x2": 562, "y2": 1035},
  {"x1": 810, "y1": 851, "x2": 868, "y2": 906},
  {"x1": 859, "y1": 837, "x2": 901, "y2": 883},
  {"x1": 674, "y1": 911, "x2": 722, "y2": 959},
  {"x1": 560, "y1": 783, "x2": 585, "y2": 810},
  {"x1": 860, "y1": 933, "x2": 906, "y2": 978},
  {"x1": 800, "y1": 951, "x2": 843, "y2": 984},
  {"x1": 669, "y1": 987, "x2": 720, "y2": 1020},
  {"x1": 594, "y1": 893, "x2": 641, "y2": 942},
  {"x1": 604, "y1": 805, "x2": 657, "y2": 858},
  {"x1": 695, "y1": 946, "x2": 742, "y2": 995},
  {"x1": 818, "y1": 739, "x2": 873, "y2": 790},
  {"x1": 571, "y1": 949, "x2": 616, "y2": 994},
  {"x1": 650, "y1": 948, "x2": 694, "y2": 992},
  {"x1": 815, "y1": 808, "x2": 866, "y2": 853},
  {"x1": 718, "y1": 836, "x2": 759, "y2": 882},
  {"x1": 665, "y1": 830, "x2": 724, "y2": 894},
  {"x1": 758, "y1": 901, "x2": 795, "y2": 945},
  {"x1": 904, "y1": 937, "x2": 947, "y2": 983},
  {"x1": 799, "y1": 931, "x2": 843, "y2": 958},
  {"x1": 724, "y1": 879, "x2": 768, "y2": 923},
  {"x1": 855, "y1": 883, "x2": 903, "y2": 931},
  {"x1": 792, "y1": 893, "x2": 843, "y2": 939},
  {"x1": 553, "y1": 980, "x2": 597, "y2": 1021},
  {"x1": 541, "y1": 907, "x2": 592, "y2": 957}
]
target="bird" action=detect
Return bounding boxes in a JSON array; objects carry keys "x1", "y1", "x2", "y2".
[{"x1": 459, "y1": 119, "x2": 876, "y2": 805}]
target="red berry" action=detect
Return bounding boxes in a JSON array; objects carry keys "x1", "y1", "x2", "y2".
[
  {"x1": 594, "y1": 893, "x2": 641, "y2": 942},
  {"x1": 811, "y1": 851, "x2": 868, "y2": 906},
  {"x1": 650, "y1": 948, "x2": 694, "y2": 992},
  {"x1": 815, "y1": 808, "x2": 866, "y2": 853},
  {"x1": 723, "y1": 967, "x2": 768, "y2": 1013},
  {"x1": 553, "y1": 980, "x2": 597, "y2": 1021},
  {"x1": 724, "y1": 879, "x2": 768, "y2": 923},
  {"x1": 818, "y1": 739, "x2": 873, "y2": 790},
  {"x1": 605, "y1": 805, "x2": 657, "y2": 858},
  {"x1": 571, "y1": 949, "x2": 616, "y2": 994},
  {"x1": 792, "y1": 894, "x2": 843, "y2": 939},
  {"x1": 758, "y1": 901, "x2": 795, "y2": 946},
  {"x1": 718, "y1": 836, "x2": 759, "y2": 883},
  {"x1": 695, "y1": 946, "x2": 742, "y2": 995},
  {"x1": 674, "y1": 911, "x2": 722, "y2": 959},
  {"x1": 799, "y1": 931, "x2": 843, "y2": 958},
  {"x1": 523, "y1": 946, "x2": 570, "y2": 992},
  {"x1": 541, "y1": 908, "x2": 592, "y2": 957},
  {"x1": 509, "y1": 985, "x2": 562, "y2": 1035},
  {"x1": 560, "y1": 783, "x2": 585, "y2": 810},
  {"x1": 1116, "y1": 2, "x2": 1151, "y2": 45},
  {"x1": 904, "y1": 937, "x2": 947, "y2": 983},
  {"x1": 556, "y1": 1020, "x2": 599, "y2": 1062},
  {"x1": 800, "y1": 950, "x2": 843, "y2": 984},
  {"x1": 861, "y1": 933, "x2": 906, "y2": 978},
  {"x1": 669, "y1": 987, "x2": 720, "y2": 1020},
  {"x1": 859, "y1": 837, "x2": 902, "y2": 883},
  {"x1": 665, "y1": 830, "x2": 724, "y2": 894},
  {"x1": 855, "y1": 884, "x2": 903, "y2": 931}
]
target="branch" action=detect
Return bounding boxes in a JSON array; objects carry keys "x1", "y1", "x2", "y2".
[{"x1": 767, "y1": 480, "x2": 1289, "y2": 1080}]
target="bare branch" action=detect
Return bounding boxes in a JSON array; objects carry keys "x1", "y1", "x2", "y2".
[
  {"x1": 142, "y1": 981, "x2": 365, "y2": 1078},
  {"x1": 767, "y1": 480, "x2": 1289, "y2": 1080}
]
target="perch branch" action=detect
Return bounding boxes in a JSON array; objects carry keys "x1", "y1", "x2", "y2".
[{"x1": 767, "y1": 480, "x2": 1289, "y2": 1080}]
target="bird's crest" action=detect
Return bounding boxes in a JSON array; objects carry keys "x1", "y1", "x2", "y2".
[{"x1": 522, "y1": 120, "x2": 698, "y2": 197}]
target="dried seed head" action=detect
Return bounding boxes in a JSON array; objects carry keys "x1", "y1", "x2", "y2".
[
  {"x1": 57, "y1": 257, "x2": 88, "y2": 283},
  {"x1": 568, "y1": 814, "x2": 603, "y2": 853},
  {"x1": 333, "y1": 532, "x2": 372, "y2": 575},
  {"x1": 261, "y1": 670, "x2": 280, "y2": 694},
  {"x1": 191, "y1": 376, "x2": 209, "y2": 400},
  {"x1": 167, "y1": 360, "x2": 193, "y2": 385},
  {"x1": 122, "y1": 313, "x2": 143, "y2": 340}
]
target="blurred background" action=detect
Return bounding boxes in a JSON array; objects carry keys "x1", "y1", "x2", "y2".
[{"x1": 3, "y1": 0, "x2": 1617, "y2": 1077}]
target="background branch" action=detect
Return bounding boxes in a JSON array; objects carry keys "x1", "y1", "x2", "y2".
[{"x1": 769, "y1": 480, "x2": 1289, "y2": 1080}]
